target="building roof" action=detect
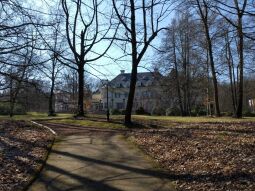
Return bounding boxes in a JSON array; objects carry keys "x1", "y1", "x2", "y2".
[{"x1": 109, "y1": 70, "x2": 162, "y2": 88}]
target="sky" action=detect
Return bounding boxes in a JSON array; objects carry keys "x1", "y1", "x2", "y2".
[{"x1": 31, "y1": 0, "x2": 174, "y2": 81}]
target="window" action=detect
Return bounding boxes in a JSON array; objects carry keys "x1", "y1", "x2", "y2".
[
  {"x1": 115, "y1": 93, "x2": 121, "y2": 98},
  {"x1": 116, "y1": 102, "x2": 124, "y2": 109}
]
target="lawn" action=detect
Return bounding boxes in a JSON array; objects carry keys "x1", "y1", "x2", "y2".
[
  {"x1": 131, "y1": 115, "x2": 255, "y2": 123},
  {"x1": 49, "y1": 118, "x2": 127, "y2": 129},
  {"x1": 0, "y1": 112, "x2": 73, "y2": 121},
  {"x1": 0, "y1": 112, "x2": 255, "y2": 124}
]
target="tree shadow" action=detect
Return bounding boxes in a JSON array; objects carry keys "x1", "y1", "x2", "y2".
[{"x1": 49, "y1": 149, "x2": 254, "y2": 184}]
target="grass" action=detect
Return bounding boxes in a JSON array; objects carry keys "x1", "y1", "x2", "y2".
[
  {"x1": 49, "y1": 118, "x2": 127, "y2": 129},
  {"x1": 1, "y1": 112, "x2": 255, "y2": 129},
  {"x1": 131, "y1": 115, "x2": 255, "y2": 123},
  {"x1": 0, "y1": 112, "x2": 73, "y2": 121}
]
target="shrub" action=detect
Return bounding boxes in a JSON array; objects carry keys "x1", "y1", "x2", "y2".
[
  {"x1": 111, "y1": 109, "x2": 121, "y2": 115},
  {"x1": 135, "y1": 107, "x2": 150, "y2": 115},
  {"x1": 197, "y1": 109, "x2": 207, "y2": 116},
  {"x1": 243, "y1": 110, "x2": 255, "y2": 117},
  {"x1": 151, "y1": 107, "x2": 165, "y2": 116},
  {"x1": 0, "y1": 102, "x2": 26, "y2": 115},
  {"x1": 221, "y1": 112, "x2": 233, "y2": 117},
  {"x1": 14, "y1": 104, "x2": 26, "y2": 115},
  {"x1": 120, "y1": 110, "x2": 126, "y2": 115},
  {"x1": 165, "y1": 107, "x2": 181, "y2": 116},
  {"x1": 190, "y1": 109, "x2": 197, "y2": 116}
]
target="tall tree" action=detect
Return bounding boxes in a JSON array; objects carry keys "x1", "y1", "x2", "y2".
[
  {"x1": 112, "y1": 0, "x2": 173, "y2": 124},
  {"x1": 60, "y1": 0, "x2": 118, "y2": 117},
  {"x1": 194, "y1": 0, "x2": 221, "y2": 116},
  {"x1": 214, "y1": 0, "x2": 248, "y2": 117}
]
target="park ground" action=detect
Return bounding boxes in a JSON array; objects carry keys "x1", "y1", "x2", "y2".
[{"x1": 0, "y1": 112, "x2": 255, "y2": 191}]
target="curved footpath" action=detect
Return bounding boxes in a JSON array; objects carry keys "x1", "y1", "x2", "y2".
[{"x1": 27, "y1": 123, "x2": 176, "y2": 191}]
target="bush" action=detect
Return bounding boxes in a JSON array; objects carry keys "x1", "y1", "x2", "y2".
[
  {"x1": 111, "y1": 109, "x2": 121, "y2": 115},
  {"x1": 0, "y1": 102, "x2": 26, "y2": 115},
  {"x1": 151, "y1": 107, "x2": 165, "y2": 116},
  {"x1": 135, "y1": 107, "x2": 150, "y2": 115},
  {"x1": 243, "y1": 110, "x2": 255, "y2": 117},
  {"x1": 221, "y1": 112, "x2": 233, "y2": 117},
  {"x1": 120, "y1": 110, "x2": 126, "y2": 115},
  {"x1": 197, "y1": 109, "x2": 207, "y2": 116},
  {"x1": 190, "y1": 109, "x2": 197, "y2": 116},
  {"x1": 14, "y1": 104, "x2": 26, "y2": 115},
  {"x1": 190, "y1": 106, "x2": 207, "y2": 116},
  {"x1": 165, "y1": 107, "x2": 181, "y2": 116}
]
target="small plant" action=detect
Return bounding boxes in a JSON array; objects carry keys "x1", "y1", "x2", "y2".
[
  {"x1": 135, "y1": 107, "x2": 150, "y2": 115},
  {"x1": 221, "y1": 112, "x2": 233, "y2": 117},
  {"x1": 0, "y1": 102, "x2": 26, "y2": 115},
  {"x1": 111, "y1": 109, "x2": 121, "y2": 115},
  {"x1": 151, "y1": 107, "x2": 165, "y2": 116},
  {"x1": 243, "y1": 110, "x2": 255, "y2": 117},
  {"x1": 165, "y1": 107, "x2": 181, "y2": 116}
]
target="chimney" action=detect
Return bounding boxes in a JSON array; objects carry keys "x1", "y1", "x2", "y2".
[{"x1": 120, "y1": 70, "x2": 125, "y2": 74}]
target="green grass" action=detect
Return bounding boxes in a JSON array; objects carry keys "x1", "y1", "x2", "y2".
[
  {"x1": 87, "y1": 114, "x2": 255, "y2": 123},
  {"x1": 2, "y1": 112, "x2": 254, "y2": 129},
  {"x1": 0, "y1": 112, "x2": 73, "y2": 121},
  {"x1": 131, "y1": 115, "x2": 255, "y2": 123},
  {"x1": 60, "y1": 114, "x2": 255, "y2": 130},
  {"x1": 50, "y1": 118, "x2": 126, "y2": 129}
]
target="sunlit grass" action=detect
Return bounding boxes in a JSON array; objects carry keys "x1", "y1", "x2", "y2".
[
  {"x1": 0, "y1": 112, "x2": 73, "y2": 121},
  {"x1": 87, "y1": 114, "x2": 255, "y2": 123},
  {"x1": 50, "y1": 118, "x2": 126, "y2": 129},
  {"x1": 1, "y1": 112, "x2": 254, "y2": 128},
  {"x1": 131, "y1": 115, "x2": 255, "y2": 123}
]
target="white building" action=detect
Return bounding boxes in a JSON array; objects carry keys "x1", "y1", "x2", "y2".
[{"x1": 91, "y1": 70, "x2": 164, "y2": 114}]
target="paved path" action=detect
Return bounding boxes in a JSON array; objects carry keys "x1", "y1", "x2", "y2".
[{"x1": 28, "y1": 127, "x2": 175, "y2": 191}]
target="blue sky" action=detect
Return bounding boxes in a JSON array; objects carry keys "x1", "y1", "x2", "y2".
[{"x1": 30, "y1": 0, "x2": 174, "y2": 80}]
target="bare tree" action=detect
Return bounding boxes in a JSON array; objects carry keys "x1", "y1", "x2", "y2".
[
  {"x1": 37, "y1": 5, "x2": 65, "y2": 116},
  {"x1": 193, "y1": 0, "x2": 221, "y2": 116},
  {"x1": 60, "y1": 0, "x2": 118, "y2": 117},
  {"x1": 214, "y1": 0, "x2": 248, "y2": 117},
  {"x1": 112, "y1": 0, "x2": 173, "y2": 124}
]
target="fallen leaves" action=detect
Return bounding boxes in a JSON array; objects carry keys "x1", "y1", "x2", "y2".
[
  {"x1": 130, "y1": 122, "x2": 255, "y2": 191},
  {"x1": 0, "y1": 120, "x2": 54, "y2": 191}
]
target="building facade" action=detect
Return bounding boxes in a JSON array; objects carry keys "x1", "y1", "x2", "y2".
[{"x1": 91, "y1": 70, "x2": 164, "y2": 114}]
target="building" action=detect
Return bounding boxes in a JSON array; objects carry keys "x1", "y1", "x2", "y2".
[
  {"x1": 249, "y1": 98, "x2": 255, "y2": 112},
  {"x1": 91, "y1": 70, "x2": 164, "y2": 114}
]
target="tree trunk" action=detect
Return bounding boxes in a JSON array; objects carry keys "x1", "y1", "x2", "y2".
[
  {"x1": 125, "y1": 65, "x2": 137, "y2": 124},
  {"x1": 48, "y1": 78, "x2": 55, "y2": 116},
  {"x1": 172, "y1": 30, "x2": 184, "y2": 115},
  {"x1": 235, "y1": 15, "x2": 244, "y2": 118},
  {"x1": 205, "y1": 26, "x2": 221, "y2": 116},
  {"x1": 77, "y1": 65, "x2": 84, "y2": 117},
  {"x1": 124, "y1": 0, "x2": 137, "y2": 125},
  {"x1": 226, "y1": 35, "x2": 236, "y2": 113},
  {"x1": 196, "y1": 0, "x2": 220, "y2": 116}
]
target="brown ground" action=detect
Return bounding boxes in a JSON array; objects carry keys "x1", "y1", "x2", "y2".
[
  {"x1": 0, "y1": 120, "x2": 54, "y2": 191},
  {"x1": 130, "y1": 122, "x2": 255, "y2": 191}
]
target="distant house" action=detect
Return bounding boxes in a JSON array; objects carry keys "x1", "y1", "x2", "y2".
[
  {"x1": 91, "y1": 69, "x2": 164, "y2": 114},
  {"x1": 248, "y1": 98, "x2": 255, "y2": 112},
  {"x1": 54, "y1": 91, "x2": 77, "y2": 113},
  {"x1": 55, "y1": 90, "x2": 92, "y2": 113}
]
